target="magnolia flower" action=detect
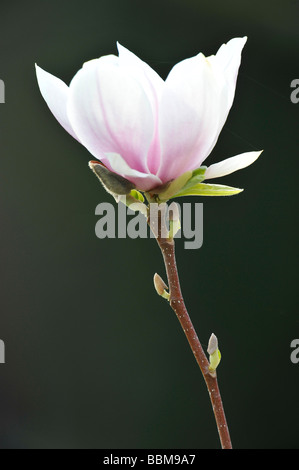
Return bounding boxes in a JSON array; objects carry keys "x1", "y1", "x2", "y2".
[{"x1": 36, "y1": 38, "x2": 262, "y2": 198}]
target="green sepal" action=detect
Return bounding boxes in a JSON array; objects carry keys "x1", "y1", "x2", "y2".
[
  {"x1": 209, "y1": 349, "x2": 221, "y2": 372},
  {"x1": 155, "y1": 171, "x2": 193, "y2": 202},
  {"x1": 169, "y1": 166, "x2": 206, "y2": 196},
  {"x1": 161, "y1": 290, "x2": 170, "y2": 301},
  {"x1": 190, "y1": 166, "x2": 207, "y2": 180},
  {"x1": 173, "y1": 182, "x2": 243, "y2": 198},
  {"x1": 116, "y1": 191, "x2": 148, "y2": 216},
  {"x1": 129, "y1": 189, "x2": 145, "y2": 203}
]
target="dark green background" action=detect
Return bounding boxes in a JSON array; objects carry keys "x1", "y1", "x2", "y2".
[{"x1": 0, "y1": 0, "x2": 298, "y2": 449}]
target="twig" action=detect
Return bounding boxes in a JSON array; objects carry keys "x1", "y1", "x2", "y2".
[{"x1": 148, "y1": 205, "x2": 232, "y2": 449}]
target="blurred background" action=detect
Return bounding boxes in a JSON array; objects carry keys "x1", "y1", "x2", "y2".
[{"x1": 0, "y1": 0, "x2": 298, "y2": 449}]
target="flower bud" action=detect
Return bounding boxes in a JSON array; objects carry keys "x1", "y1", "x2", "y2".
[
  {"x1": 153, "y1": 273, "x2": 170, "y2": 301},
  {"x1": 207, "y1": 333, "x2": 221, "y2": 375}
]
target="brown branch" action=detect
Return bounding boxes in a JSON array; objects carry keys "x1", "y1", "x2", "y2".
[{"x1": 148, "y1": 206, "x2": 232, "y2": 449}]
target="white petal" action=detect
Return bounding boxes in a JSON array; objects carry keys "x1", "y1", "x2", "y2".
[
  {"x1": 67, "y1": 55, "x2": 155, "y2": 175},
  {"x1": 35, "y1": 64, "x2": 79, "y2": 141},
  {"x1": 204, "y1": 150, "x2": 263, "y2": 179},
  {"x1": 117, "y1": 43, "x2": 164, "y2": 174},
  {"x1": 104, "y1": 152, "x2": 162, "y2": 191},
  {"x1": 157, "y1": 37, "x2": 247, "y2": 182},
  {"x1": 213, "y1": 37, "x2": 247, "y2": 89},
  {"x1": 117, "y1": 42, "x2": 164, "y2": 102},
  {"x1": 158, "y1": 53, "x2": 217, "y2": 181}
]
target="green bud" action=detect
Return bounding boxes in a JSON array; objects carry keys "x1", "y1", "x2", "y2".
[{"x1": 207, "y1": 333, "x2": 221, "y2": 374}]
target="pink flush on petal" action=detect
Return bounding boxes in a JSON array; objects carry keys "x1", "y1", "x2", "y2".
[{"x1": 36, "y1": 37, "x2": 261, "y2": 192}]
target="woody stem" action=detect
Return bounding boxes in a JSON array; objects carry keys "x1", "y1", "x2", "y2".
[{"x1": 148, "y1": 206, "x2": 232, "y2": 449}]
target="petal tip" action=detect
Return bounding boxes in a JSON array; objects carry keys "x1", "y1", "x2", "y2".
[
  {"x1": 251, "y1": 149, "x2": 264, "y2": 162},
  {"x1": 204, "y1": 150, "x2": 263, "y2": 180},
  {"x1": 35, "y1": 63, "x2": 43, "y2": 78}
]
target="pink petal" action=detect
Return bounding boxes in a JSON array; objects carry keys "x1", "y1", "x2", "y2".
[
  {"x1": 67, "y1": 55, "x2": 155, "y2": 175},
  {"x1": 204, "y1": 150, "x2": 263, "y2": 179},
  {"x1": 104, "y1": 152, "x2": 162, "y2": 191},
  {"x1": 117, "y1": 43, "x2": 164, "y2": 175},
  {"x1": 35, "y1": 64, "x2": 79, "y2": 141}
]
